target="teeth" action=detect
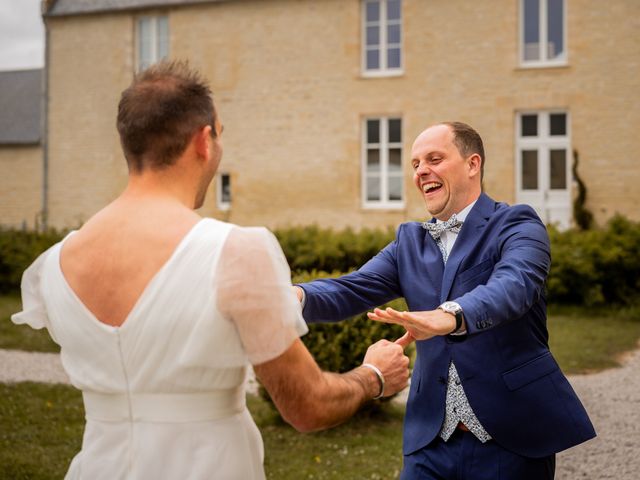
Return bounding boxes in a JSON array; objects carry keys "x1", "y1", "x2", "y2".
[{"x1": 422, "y1": 182, "x2": 441, "y2": 193}]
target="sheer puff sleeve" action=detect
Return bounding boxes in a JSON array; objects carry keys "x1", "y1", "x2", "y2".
[
  {"x1": 216, "y1": 226, "x2": 308, "y2": 366},
  {"x1": 11, "y1": 247, "x2": 55, "y2": 336}
]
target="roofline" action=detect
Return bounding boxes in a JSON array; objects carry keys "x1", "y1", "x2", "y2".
[
  {"x1": 43, "y1": 0, "x2": 227, "y2": 18},
  {"x1": 0, "y1": 140, "x2": 42, "y2": 147},
  {"x1": 0, "y1": 68, "x2": 44, "y2": 74}
]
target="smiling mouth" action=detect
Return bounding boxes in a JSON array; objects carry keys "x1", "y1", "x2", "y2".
[{"x1": 422, "y1": 182, "x2": 442, "y2": 194}]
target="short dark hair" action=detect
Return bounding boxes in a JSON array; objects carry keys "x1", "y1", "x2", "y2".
[
  {"x1": 116, "y1": 60, "x2": 216, "y2": 172},
  {"x1": 442, "y1": 121, "x2": 485, "y2": 180}
]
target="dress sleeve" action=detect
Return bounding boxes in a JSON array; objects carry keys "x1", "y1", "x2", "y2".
[
  {"x1": 11, "y1": 248, "x2": 53, "y2": 331},
  {"x1": 216, "y1": 226, "x2": 308, "y2": 366}
]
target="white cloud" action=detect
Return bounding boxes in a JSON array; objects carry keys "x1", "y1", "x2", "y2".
[{"x1": 0, "y1": 0, "x2": 45, "y2": 70}]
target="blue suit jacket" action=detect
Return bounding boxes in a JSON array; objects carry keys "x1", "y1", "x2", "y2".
[{"x1": 301, "y1": 193, "x2": 596, "y2": 457}]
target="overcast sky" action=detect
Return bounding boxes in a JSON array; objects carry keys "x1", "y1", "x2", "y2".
[{"x1": 0, "y1": 0, "x2": 45, "y2": 71}]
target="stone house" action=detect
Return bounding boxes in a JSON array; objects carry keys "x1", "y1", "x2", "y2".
[{"x1": 12, "y1": 0, "x2": 640, "y2": 230}]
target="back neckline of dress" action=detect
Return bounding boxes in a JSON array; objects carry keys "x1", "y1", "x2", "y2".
[{"x1": 54, "y1": 218, "x2": 211, "y2": 332}]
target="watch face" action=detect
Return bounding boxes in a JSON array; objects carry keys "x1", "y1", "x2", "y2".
[{"x1": 441, "y1": 301, "x2": 460, "y2": 313}]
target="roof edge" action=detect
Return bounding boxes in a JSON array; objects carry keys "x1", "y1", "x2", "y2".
[{"x1": 43, "y1": 0, "x2": 225, "y2": 18}]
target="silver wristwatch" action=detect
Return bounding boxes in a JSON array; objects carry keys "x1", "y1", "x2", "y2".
[{"x1": 438, "y1": 301, "x2": 465, "y2": 335}]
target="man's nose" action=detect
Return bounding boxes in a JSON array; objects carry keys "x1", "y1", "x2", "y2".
[{"x1": 415, "y1": 161, "x2": 430, "y2": 176}]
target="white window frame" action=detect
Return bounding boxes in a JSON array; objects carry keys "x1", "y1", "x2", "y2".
[
  {"x1": 362, "y1": 116, "x2": 404, "y2": 209},
  {"x1": 136, "y1": 15, "x2": 169, "y2": 72},
  {"x1": 361, "y1": 0, "x2": 404, "y2": 77},
  {"x1": 519, "y1": 0, "x2": 567, "y2": 68},
  {"x1": 217, "y1": 173, "x2": 231, "y2": 211},
  {"x1": 515, "y1": 110, "x2": 572, "y2": 228}
]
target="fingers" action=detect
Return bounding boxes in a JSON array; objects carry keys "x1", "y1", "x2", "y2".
[
  {"x1": 367, "y1": 307, "x2": 406, "y2": 325},
  {"x1": 394, "y1": 331, "x2": 415, "y2": 349}
]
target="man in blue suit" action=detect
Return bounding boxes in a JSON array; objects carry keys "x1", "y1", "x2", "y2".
[{"x1": 295, "y1": 122, "x2": 595, "y2": 479}]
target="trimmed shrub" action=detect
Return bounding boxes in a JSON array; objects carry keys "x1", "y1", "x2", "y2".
[
  {"x1": 547, "y1": 215, "x2": 640, "y2": 306},
  {"x1": 0, "y1": 228, "x2": 65, "y2": 294},
  {"x1": 274, "y1": 225, "x2": 395, "y2": 273}
]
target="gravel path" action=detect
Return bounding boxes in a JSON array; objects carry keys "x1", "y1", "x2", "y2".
[
  {"x1": 0, "y1": 349, "x2": 71, "y2": 384},
  {"x1": 2, "y1": 346, "x2": 639, "y2": 478},
  {"x1": 555, "y1": 346, "x2": 640, "y2": 479}
]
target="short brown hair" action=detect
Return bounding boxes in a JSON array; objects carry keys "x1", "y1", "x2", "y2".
[
  {"x1": 442, "y1": 121, "x2": 485, "y2": 180},
  {"x1": 116, "y1": 60, "x2": 216, "y2": 172}
]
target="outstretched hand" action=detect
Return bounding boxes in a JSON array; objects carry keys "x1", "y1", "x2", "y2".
[{"x1": 367, "y1": 307, "x2": 457, "y2": 341}]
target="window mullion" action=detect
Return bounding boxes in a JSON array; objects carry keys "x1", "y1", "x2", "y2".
[{"x1": 380, "y1": 118, "x2": 389, "y2": 203}]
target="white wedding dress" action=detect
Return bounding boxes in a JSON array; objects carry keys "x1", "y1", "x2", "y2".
[{"x1": 12, "y1": 218, "x2": 308, "y2": 479}]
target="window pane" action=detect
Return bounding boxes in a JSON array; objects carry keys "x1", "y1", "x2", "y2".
[
  {"x1": 387, "y1": 23, "x2": 401, "y2": 44},
  {"x1": 550, "y1": 149, "x2": 567, "y2": 189},
  {"x1": 388, "y1": 176, "x2": 403, "y2": 201},
  {"x1": 521, "y1": 150, "x2": 538, "y2": 190},
  {"x1": 547, "y1": 0, "x2": 564, "y2": 60},
  {"x1": 366, "y1": 1, "x2": 380, "y2": 22},
  {"x1": 367, "y1": 119, "x2": 380, "y2": 143},
  {"x1": 367, "y1": 149, "x2": 381, "y2": 173},
  {"x1": 366, "y1": 25, "x2": 380, "y2": 46},
  {"x1": 157, "y1": 16, "x2": 169, "y2": 60},
  {"x1": 389, "y1": 149, "x2": 402, "y2": 173},
  {"x1": 387, "y1": 0, "x2": 401, "y2": 21},
  {"x1": 366, "y1": 49, "x2": 380, "y2": 70},
  {"x1": 138, "y1": 18, "x2": 152, "y2": 70},
  {"x1": 388, "y1": 118, "x2": 401, "y2": 143},
  {"x1": 367, "y1": 176, "x2": 381, "y2": 201},
  {"x1": 387, "y1": 47, "x2": 401, "y2": 69},
  {"x1": 549, "y1": 113, "x2": 566, "y2": 136},
  {"x1": 521, "y1": 114, "x2": 538, "y2": 136},
  {"x1": 523, "y1": 0, "x2": 540, "y2": 61},
  {"x1": 221, "y1": 174, "x2": 231, "y2": 202}
]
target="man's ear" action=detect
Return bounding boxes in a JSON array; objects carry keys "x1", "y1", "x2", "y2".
[
  {"x1": 194, "y1": 125, "x2": 213, "y2": 160},
  {"x1": 468, "y1": 153, "x2": 482, "y2": 178}
]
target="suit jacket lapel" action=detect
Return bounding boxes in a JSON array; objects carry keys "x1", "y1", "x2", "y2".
[{"x1": 440, "y1": 194, "x2": 494, "y2": 303}]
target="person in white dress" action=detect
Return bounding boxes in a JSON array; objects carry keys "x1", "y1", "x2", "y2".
[{"x1": 12, "y1": 61, "x2": 411, "y2": 480}]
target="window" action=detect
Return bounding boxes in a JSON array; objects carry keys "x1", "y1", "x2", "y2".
[
  {"x1": 137, "y1": 16, "x2": 169, "y2": 71},
  {"x1": 363, "y1": 117, "x2": 403, "y2": 208},
  {"x1": 362, "y1": 0, "x2": 402, "y2": 75},
  {"x1": 520, "y1": 0, "x2": 566, "y2": 66},
  {"x1": 217, "y1": 173, "x2": 231, "y2": 210},
  {"x1": 515, "y1": 111, "x2": 571, "y2": 227}
]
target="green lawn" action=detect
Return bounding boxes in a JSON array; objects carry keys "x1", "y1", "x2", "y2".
[
  {"x1": 0, "y1": 383, "x2": 84, "y2": 480},
  {"x1": 547, "y1": 304, "x2": 640, "y2": 373},
  {"x1": 1, "y1": 295, "x2": 639, "y2": 479}
]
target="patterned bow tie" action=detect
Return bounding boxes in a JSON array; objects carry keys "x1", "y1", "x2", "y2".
[{"x1": 422, "y1": 214, "x2": 464, "y2": 240}]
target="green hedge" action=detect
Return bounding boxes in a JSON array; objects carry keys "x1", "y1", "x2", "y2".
[
  {"x1": 2, "y1": 217, "x2": 640, "y2": 305},
  {"x1": 274, "y1": 225, "x2": 395, "y2": 273},
  {"x1": 0, "y1": 228, "x2": 64, "y2": 294},
  {"x1": 547, "y1": 215, "x2": 640, "y2": 306}
]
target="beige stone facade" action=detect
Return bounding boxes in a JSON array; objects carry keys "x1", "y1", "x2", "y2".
[
  {"x1": 42, "y1": 0, "x2": 640, "y2": 230},
  {"x1": 0, "y1": 146, "x2": 42, "y2": 229}
]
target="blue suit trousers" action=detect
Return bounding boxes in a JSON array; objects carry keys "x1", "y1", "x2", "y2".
[{"x1": 400, "y1": 430, "x2": 555, "y2": 480}]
